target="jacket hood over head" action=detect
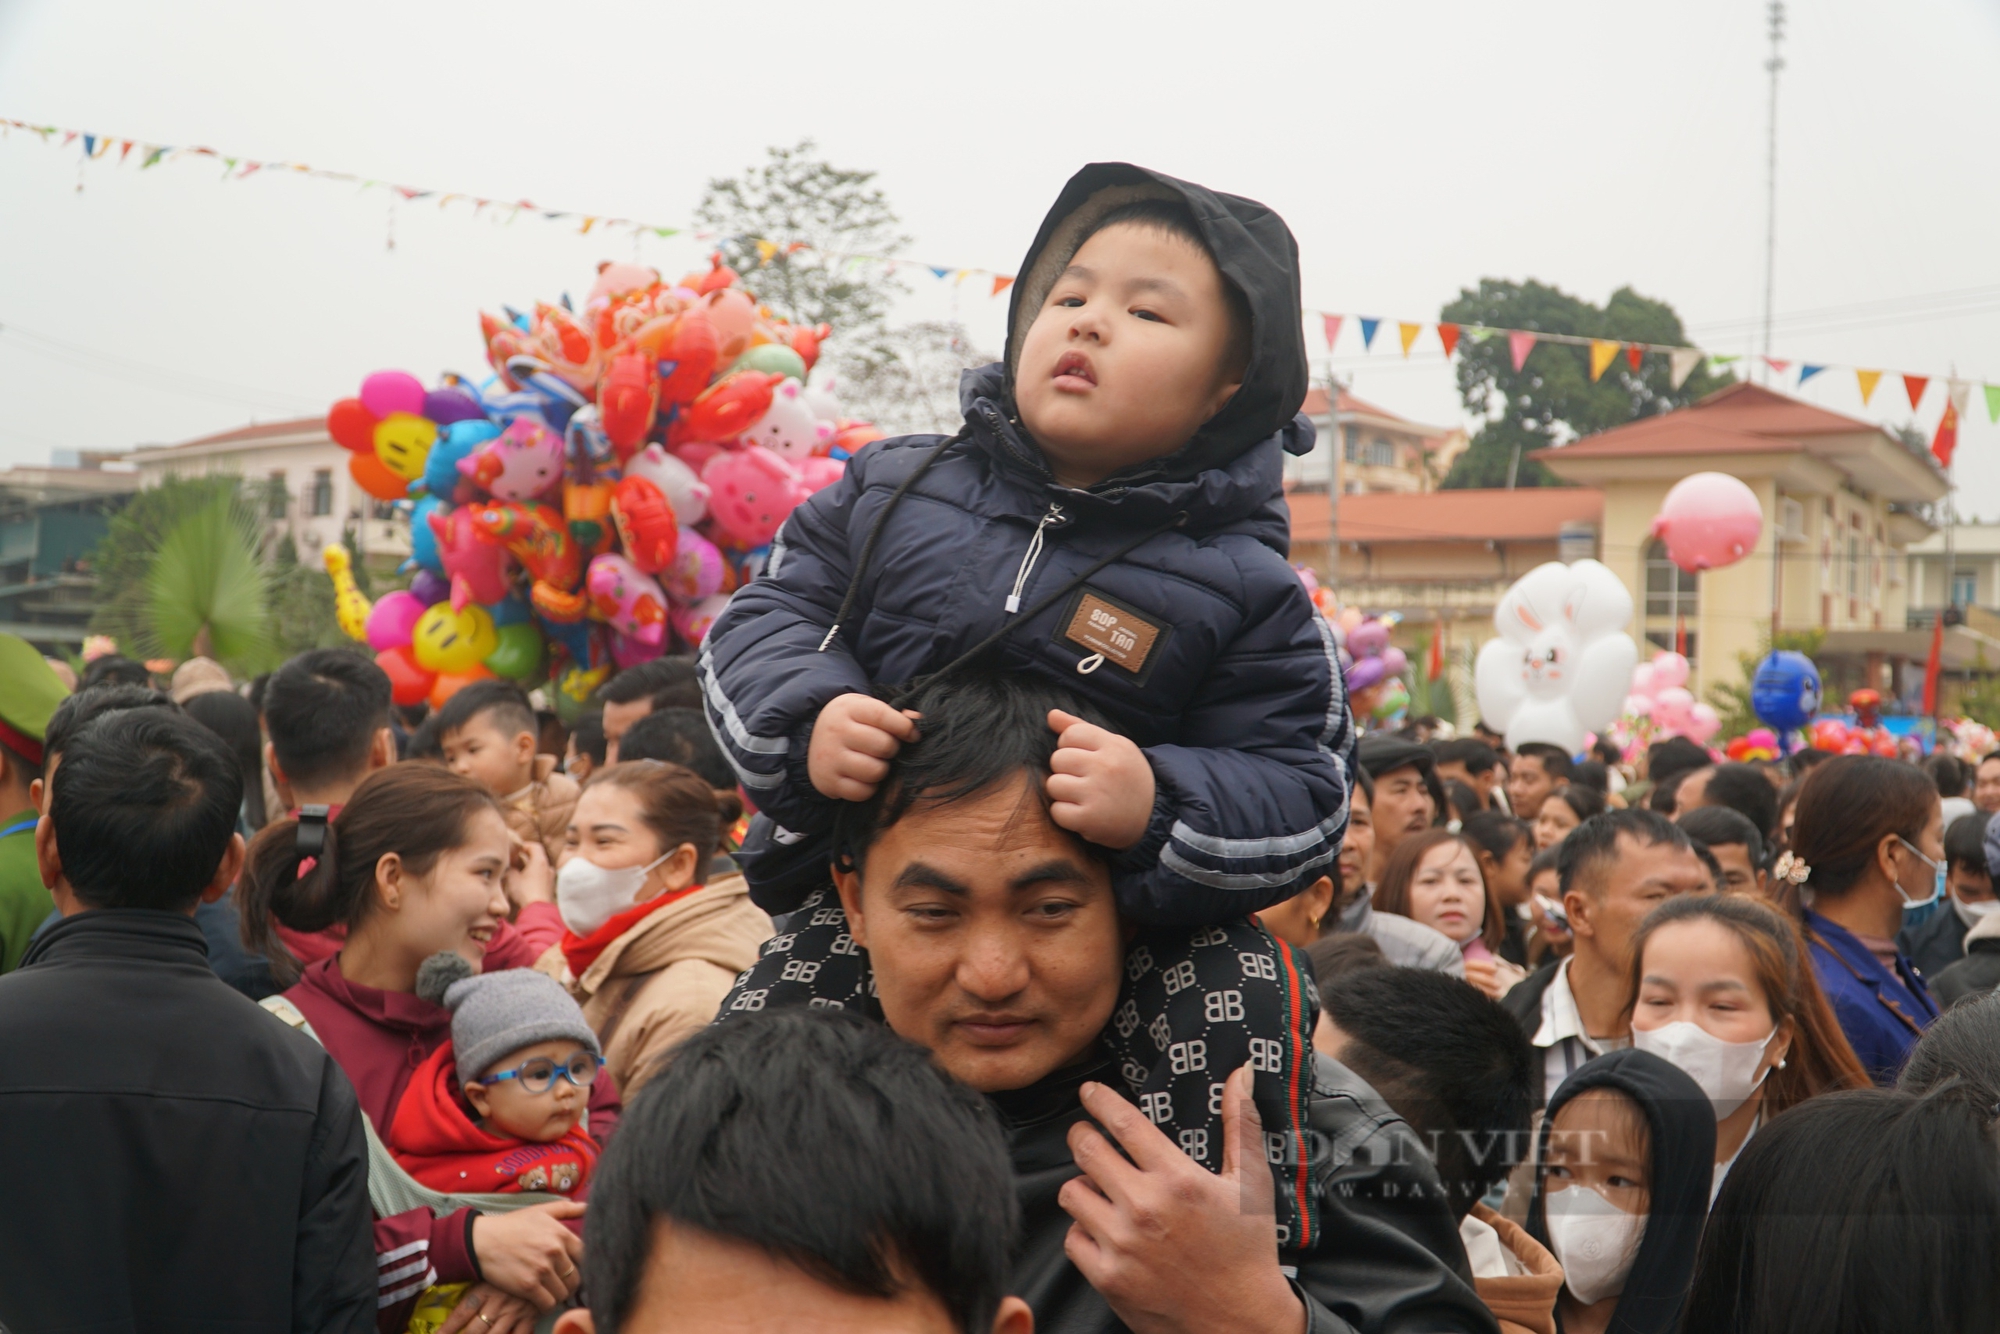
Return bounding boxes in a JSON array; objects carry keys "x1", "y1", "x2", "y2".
[{"x1": 1001, "y1": 162, "x2": 1311, "y2": 484}]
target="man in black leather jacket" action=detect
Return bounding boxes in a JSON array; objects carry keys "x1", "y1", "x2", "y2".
[{"x1": 810, "y1": 668, "x2": 1496, "y2": 1334}]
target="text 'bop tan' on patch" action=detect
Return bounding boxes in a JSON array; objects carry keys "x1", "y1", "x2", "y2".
[{"x1": 1059, "y1": 588, "x2": 1170, "y2": 683}]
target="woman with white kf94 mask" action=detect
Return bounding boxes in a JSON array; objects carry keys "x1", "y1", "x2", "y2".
[
  {"x1": 1624, "y1": 893, "x2": 1872, "y2": 1200},
  {"x1": 1529, "y1": 1050, "x2": 1715, "y2": 1334}
]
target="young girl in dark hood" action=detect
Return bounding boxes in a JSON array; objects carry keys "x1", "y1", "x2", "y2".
[
  {"x1": 1529, "y1": 1049, "x2": 1716, "y2": 1334},
  {"x1": 704, "y1": 164, "x2": 1350, "y2": 1249}
]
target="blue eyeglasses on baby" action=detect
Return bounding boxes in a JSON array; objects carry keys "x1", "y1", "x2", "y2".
[{"x1": 482, "y1": 1051, "x2": 604, "y2": 1095}]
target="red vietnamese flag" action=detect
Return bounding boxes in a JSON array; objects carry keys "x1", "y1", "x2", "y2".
[
  {"x1": 1427, "y1": 631, "x2": 1443, "y2": 682},
  {"x1": 1924, "y1": 607, "x2": 1946, "y2": 716},
  {"x1": 1932, "y1": 399, "x2": 1961, "y2": 469}
]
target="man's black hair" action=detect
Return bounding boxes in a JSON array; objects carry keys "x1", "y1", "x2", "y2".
[
  {"x1": 43, "y1": 684, "x2": 176, "y2": 764},
  {"x1": 1430, "y1": 738, "x2": 1500, "y2": 775},
  {"x1": 79, "y1": 654, "x2": 150, "y2": 691},
  {"x1": 616, "y1": 707, "x2": 734, "y2": 789},
  {"x1": 1700, "y1": 762, "x2": 1779, "y2": 839},
  {"x1": 584, "y1": 1007, "x2": 1018, "y2": 1334},
  {"x1": 1555, "y1": 808, "x2": 1694, "y2": 899},
  {"x1": 1443, "y1": 779, "x2": 1483, "y2": 821},
  {"x1": 1513, "y1": 742, "x2": 1573, "y2": 783},
  {"x1": 262, "y1": 649, "x2": 391, "y2": 790},
  {"x1": 1460, "y1": 810, "x2": 1530, "y2": 863},
  {"x1": 1677, "y1": 806, "x2": 1767, "y2": 871},
  {"x1": 52, "y1": 709, "x2": 241, "y2": 912},
  {"x1": 597, "y1": 655, "x2": 702, "y2": 711},
  {"x1": 1945, "y1": 811, "x2": 1991, "y2": 875},
  {"x1": 1318, "y1": 968, "x2": 1534, "y2": 1219},
  {"x1": 832, "y1": 666, "x2": 1106, "y2": 872},
  {"x1": 571, "y1": 708, "x2": 607, "y2": 767},
  {"x1": 1305, "y1": 931, "x2": 1386, "y2": 986},
  {"x1": 1571, "y1": 759, "x2": 1611, "y2": 795},
  {"x1": 434, "y1": 679, "x2": 536, "y2": 743},
  {"x1": 403, "y1": 711, "x2": 444, "y2": 762},
  {"x1": 183, "y1": 689, "x2": 268, "y2": 830},
  {"x1": 1924, "y1": 752, "x2": 1968, "y2": 799},
  {"x1": 1647, "y1": 736, "x2": 1710, "y2": 790}
]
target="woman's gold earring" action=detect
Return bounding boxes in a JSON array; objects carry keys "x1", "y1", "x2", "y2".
[{"x1": 1310, "y1": 914, "x2": 1322, "y2": 929}]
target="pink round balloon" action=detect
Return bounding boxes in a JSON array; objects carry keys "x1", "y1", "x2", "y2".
[
  {"x1": 1378, "y1": 648, "x2": 1409, "y2": 677},
  {"x1": 359, "y1": 370, "x2": 428, "y2": 420},
  {"x1": 364, "y1": 590, "x2": 427, "y2": 651},
  {"x1": 1687, "y1": 702, "x2": 1722, "y2": 744},
  {"x1": 1624, "y1": 693, "x2": 1654, "y2": 719},
  {"x1": 1650, "y1": 471, "x2": 1763, "y2": 573},
  {"x1": 1650, "y1": 652, "x2": 1690, "y2": 689},
  {"x1": 1629, "y1": 663, "x2": 1658, "y2": 699},
  {"x1": 1652, "y1": 686, "x2": 1696, "y2": 733}
]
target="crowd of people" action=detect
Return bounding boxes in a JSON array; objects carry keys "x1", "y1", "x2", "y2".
[{"x1": 3, "y1": 161, "x2": 1998, "y2": 1334}]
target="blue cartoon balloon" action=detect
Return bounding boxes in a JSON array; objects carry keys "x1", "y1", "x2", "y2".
[{"x1": 1751, "y1": 650, "x2": 1822, "y2": 735}]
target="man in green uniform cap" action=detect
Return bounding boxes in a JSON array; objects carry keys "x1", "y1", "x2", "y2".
[{"x1": 0, "y1": 634, "x2": 69, "y2": 972}]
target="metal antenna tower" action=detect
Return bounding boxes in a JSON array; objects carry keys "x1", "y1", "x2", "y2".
[{"x1": 1762, "y1": 2, "x2": 1786, "y2": 381}]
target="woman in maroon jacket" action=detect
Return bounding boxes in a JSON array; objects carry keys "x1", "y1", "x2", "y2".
[{"x1": 243, "y1": 765, "x2": 620, "y2": 1334}]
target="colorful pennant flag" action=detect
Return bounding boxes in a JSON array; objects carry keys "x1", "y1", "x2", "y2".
[
  {"x1": 1589, "y1": 340, "x2": 1619, "y2": 382},
  {"x1": 928, "y1": 266, "x2": 950, "y2": 280},
  {"x1": 1669, "y1": 348, "x2": 1703, "y2": 389},
  {"x1": 1933, "y1": 400, "x2": 1960, "y2": 469},
  {"x1": 1799, "y1": 364, "x2": 1825, "y2": 384},
  {"x1": 755, "y1": 239, "x2": 779, "y2": 265},
  {"x1": 1987, "y1": 384, "x2": 2000, "y2": 424},
  {"x1": 1359, "y1": 318, "x2": 1381, "y2": 350},
  {"x1": 1625, "y1": 344, "x2": 1644, "y2": 372},
  {"x1": 1763, "y1": 357, "x2": 1791, "y2": 374},
  {"x1": 1322, "y1": 314, "x2": 1343, "y2": 351},
  {"x1": 1856, "y1": 369, "x2": 1882, "y2": 405},
  {"x1": 1903, "y1": 374, "x2": 1929, "y2": 408},
  {"x1": 991, "y1": 275, "x2": 1013, "y2": 297},
  {"x1": 1436, "y1": 323, "x2": 1461, "y2": 358},
  {"x1": 1508, "y1": 330, "x2": 1536, "y2": 372},
  {"x1": 1949, "y1": 379, "x2": 1972, "y2": 418},
  {"x1": 1397, "y1": 322, "x2": 1422, "y2": 357}
]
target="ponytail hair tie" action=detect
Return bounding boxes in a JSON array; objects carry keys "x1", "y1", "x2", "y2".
[
  {"x1": 1772, "y1": 850, "x2": 1811, "y2": 887},
  {"x1": 295, "y1": 805, "x2": 331, "y2": 862}
]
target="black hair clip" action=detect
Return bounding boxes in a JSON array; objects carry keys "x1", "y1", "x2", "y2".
[{"x1": 296, "y1": 805, "x2": 331, "y2": 861}]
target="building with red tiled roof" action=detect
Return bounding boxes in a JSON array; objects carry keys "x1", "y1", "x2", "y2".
[
  {"x1": 1534, "y1": 381, "x2": 1953, "y2": 703},
  {"x1": 1286, "y1": 387, "x2": 1468, "y2": 496}
]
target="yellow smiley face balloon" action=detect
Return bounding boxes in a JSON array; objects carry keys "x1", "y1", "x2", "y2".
[
  {"x1": 410, "y1": 601, "x2": 498, "y2": 674},
  {"x1": 374, "y1": 412, "x2": 439, "y2": 482}
]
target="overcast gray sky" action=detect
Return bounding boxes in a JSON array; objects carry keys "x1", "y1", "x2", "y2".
[{"x1": 2, "y1": 0, "x2": 1997, "y2": 505}]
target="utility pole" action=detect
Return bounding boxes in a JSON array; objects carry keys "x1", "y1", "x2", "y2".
[
  {"x1": 1761, "y1": 1, "x2": 1786, "y2": 383},
  {"x1": 1324, "y1": 355, "x2": 1342, "y2": 568}
]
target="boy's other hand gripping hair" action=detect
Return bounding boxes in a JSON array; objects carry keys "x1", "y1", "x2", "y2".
[
  {"x1": 1046, "y1": 710, "x2": 1155, "y2": 851},
  {"x1": 808, "y1": 694, "x2": 922, "y2": 801}
]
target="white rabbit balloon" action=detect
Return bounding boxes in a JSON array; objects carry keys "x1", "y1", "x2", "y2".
[{"x1": 1475, "y1": 559, "x2": 1638, "y2": 755}]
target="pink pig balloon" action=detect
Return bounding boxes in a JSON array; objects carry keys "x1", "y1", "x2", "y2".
[
  {"x1": 359, "y1": 370, "x2": 428, "y2": 419},
  {"x1": 426, "y1": 505, "x2": 515, "y2": 605},
  {"x1": 703, "y1": 445, "x2": 807, "y2": 550},
  {"x1": 671, "y1": 593, "x2": 733, "y2": 647},
  {"x1": 1650, "y1": 652, "x2": 1690, "y2": 690},
  {"x1": 795, "y1": 455, "x2": 846, "y2": 494},
  {"x1": 1651, "y1": 472, "x2": 1763, "y2": 573},
  {"x1": 364, "y1": 590, "x2": 427, "y2": 651},
  {"x1": 586, "y1": 553, "x2": 669, "y2": 646},
  {"x1": 660, "y1": 529, "x2": 725, "y2": 605}
]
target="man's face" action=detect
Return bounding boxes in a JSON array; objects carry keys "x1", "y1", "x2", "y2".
[
  {"x1": 601, "y1": 698, "x2": 654, "y2": 764},
  {"x1": 1566, "y1": 833, "x2": 1713, "y2": 976},
  {"x1": 1506, "y1": 755, "x2": 1558, "y2": 820},
  {"x1": 835, "y1": 774, "x2": 1123, "y2": 1093},
  {"x1": 1436, "y1": 760, "x2": 1495, "y2": 803},
  {"x1": 1672, "y1": 766, "x2": 1714, "y2": 816},
  {"x1": 1338, "y1": 797, "x2": 1375, "y2": 898},
  {"x1": 1975, "y1": 759, "x2": 2000, "y2": 814},
  {"x1": 1707, "y1": 841, "x2": 1764, "y2": 897},
  {"x1": 1369, "y1": 765, "x2": 1435, "y2": 865}
]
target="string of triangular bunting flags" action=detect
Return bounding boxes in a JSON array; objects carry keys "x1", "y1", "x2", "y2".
[{"x1": 8, "y1": 114, "x2": 1997, "y2": 433}]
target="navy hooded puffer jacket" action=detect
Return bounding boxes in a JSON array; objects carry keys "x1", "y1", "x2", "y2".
[{"x1": 700, "y1": 162, "x2": 1355, "y2": 924}]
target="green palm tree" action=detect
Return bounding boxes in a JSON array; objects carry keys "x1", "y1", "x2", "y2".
[{"x1": 143, "y1": 492, "x2": 275, "y2": 673}]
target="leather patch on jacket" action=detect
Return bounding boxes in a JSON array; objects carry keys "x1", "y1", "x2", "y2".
[{"x1": 1058, "y1": 586, "x2": 1171, "y2": 683}]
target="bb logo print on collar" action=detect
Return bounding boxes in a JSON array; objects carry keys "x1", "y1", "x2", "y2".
[{"x1": 1058, "y1": 586, "x2": 1171, "y2": 683}]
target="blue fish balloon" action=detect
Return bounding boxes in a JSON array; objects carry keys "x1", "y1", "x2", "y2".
[{"x1": 1751, "y1": 650, "x2": 1822, "y2": 736}]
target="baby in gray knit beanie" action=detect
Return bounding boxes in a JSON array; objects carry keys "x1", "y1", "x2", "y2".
[{"x1": 412, "y1": 952, "x2": 604, "y2": 1148}]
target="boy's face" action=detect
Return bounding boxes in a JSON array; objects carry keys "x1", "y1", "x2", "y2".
[
  {"x1": 1014, "y1": 223, "x2": 1243, "y2": 489},
  {"x1": 442, "y1": 710, "x2": 537, "y2": 797},
  {"x1": 464, "y1": 1037, "x2": 595, "y2": 1142}
]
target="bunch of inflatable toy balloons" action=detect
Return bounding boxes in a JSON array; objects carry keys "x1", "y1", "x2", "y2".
[{"x1": 321, "y1": 256, "x2": 882, "y2": 707}]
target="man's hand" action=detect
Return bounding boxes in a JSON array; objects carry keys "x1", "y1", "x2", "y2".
[
  {"x1": 1059, "y1": 1066, "x2": 1305, "y2": 1334},
  {"x1": 436, "y1": 1283, "x2": 540, "y2": 1334},
  {"x1": 469, "y1": 1201, "x2": 586, "y2": 1309},
  {"x1": 808, "y1": 694, "x2": 920, "y2": 801},
  {"x1": 1046, "y1": 710, "x2": 1155, "y2": 850}
]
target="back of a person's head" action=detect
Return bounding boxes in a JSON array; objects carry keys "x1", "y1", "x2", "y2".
[
  {"x1": 584, "y1": 1007, "x2": 1018, "y2": 1334},
  {"x1": 1571, "y1": 759, "x2": 1611, "y2": 794},
  {"x1": 570, "y1": 708, "x2": 607, "y2": 766},
  {"x1": 1684, "y1": 1087, "x2": 2000, "y2": 1334},
  {"x1": 1305, "y1": 931, "x2": 1387, "y2": 989},
  {"x1": 1676, "y1": 805, "x2": 1767, "y2": 870},
  {"x1": 615, "y1": 707, "x2": 734, "y2": 790},
  {"x1": 1789, "y1": 756, "x2": 1937, "y2": 898},
  {"x1": 52, "y1": 709, "x2": 241, "y2": 912},
  {"x1": 1900, "y1": 992, "x2": 2000, "y2": 1105},
  {"x1": 1515, "y1": 742, "x2": 1573, "y2": 782},
  {"x1": 263, "y1": 649, "x2": 392, "y2": 789},
  {"x1": 1430, "y1": 737, "x2": 1499, "y2": 775},
  {"x1": 833, "y1": 667, "x2": 1103, "y2": 869},
  {"x1": 79, "y1": 654, "x2": 150, "y2": 691},
  {"x1": 182, "y1": 688, "x2": 267, "y2": 829},
  {"x1": 1319, "y1": 967, "x2": 1533, "y2": 1216},
  {"x1": 1557, "y1": 807, "x2": 1691, "y2": 898},
  {"x1": 434, "y1": 679, "x2": 536, "y2": 742},
  {"x1": 585, "y1": 761, "x2": 742, "y2": 871},
  {"x1": 1925, "y1": 752, "x2": 1968, "y2": 798},
  {"x1": 1702, "y1": 762, "x2": 1780, "y2": 838},
  {"x1": 1647, "y1": 736, "x2": 1710, "y2": 789},
  {"x1": 1943, "y1": 811, "x2": 1990, "y2": 874},
  {"x1": 597, "y1": 655, "x2": 701, "y2": 711},
  {"x1": 43, "y1": 683, "x2": 175, "y2": 764}
]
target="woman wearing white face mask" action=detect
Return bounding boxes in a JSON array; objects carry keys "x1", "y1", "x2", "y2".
[
  {"x1": 1624, "y1": 894, "x2": 1871, "y2": 1200},
  {"x1": 1528, "y1": 1050, "x2": 1715, "y2": 1334},
  {"x1": 532, "y1": 761, "x2": 770, "y2": 1095}
]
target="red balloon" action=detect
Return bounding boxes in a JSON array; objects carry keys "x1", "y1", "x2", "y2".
[
  {"x1": 375, "y1": 645, "x2": 435, "y2": 707},
  {"x1": 672, "y1": 371, "x2": 784, "y2": 446},
  {"x1": 612, "y1": 475, "x2": 679, "y2": 573},
  {"x1": 327, "y1": 398, "x2": 379, "y2": 453},
  {"x1": 349, "y1": 452, "x2": 408, "y2": 502}
]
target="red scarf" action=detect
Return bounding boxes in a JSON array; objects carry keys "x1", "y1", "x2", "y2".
[
  {"x1": 559, "y1": 883, "x2": 705, "y2": 978},
  {"x1": 386, "y1": 1042, "x2": 601, "y2": 1196}
]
